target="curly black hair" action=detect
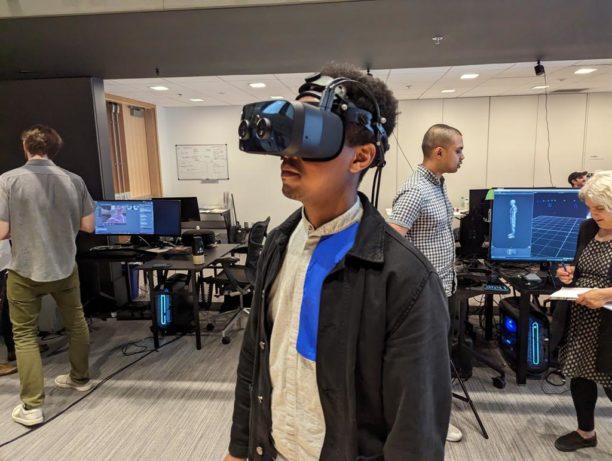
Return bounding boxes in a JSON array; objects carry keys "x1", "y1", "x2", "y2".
[{"x1": 319, "y1": 62, "x2": 398, "y2": 148}]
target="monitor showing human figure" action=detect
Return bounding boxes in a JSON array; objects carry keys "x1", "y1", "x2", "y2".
[
  {"x1": 490, "y1": 188, "x2": 589, "y2": 262},
  {"x1": 508, "y1": 199, "x2": 517, "y2": 239}
]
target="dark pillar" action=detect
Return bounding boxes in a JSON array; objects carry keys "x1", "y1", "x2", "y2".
[{"x1": 0, "y1": 77, "x2": 121, "y2": 312}]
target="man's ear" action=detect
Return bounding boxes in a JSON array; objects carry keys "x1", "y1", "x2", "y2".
[{"x1": 349, "y1": 143, "x2": 376, "y2": 174}]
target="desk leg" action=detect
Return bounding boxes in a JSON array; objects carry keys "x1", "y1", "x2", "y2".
[
  {"x1": 148, "y1": 271, "x2": 160, "y2": 350},
  {"x1": 516, "y1": 292, "x2": 530, "y2": 384},
  {"x1": 192, "y1": 271, "x2": 202, "y2": 350},
  {"x1": 484, "y1": 294, "x2": 494, "y2": 341}
]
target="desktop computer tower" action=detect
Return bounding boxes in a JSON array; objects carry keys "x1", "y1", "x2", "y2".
[
  {"x1": 499, "y1": 297, "x2": 550, "y2": 375},
  {"x1": 154, "y1": 274, "x2": 194, "y2": 334}
]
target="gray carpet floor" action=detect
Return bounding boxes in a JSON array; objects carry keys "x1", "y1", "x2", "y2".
[{"x1": 0, "y1": 318, "x2": 610, "y2": 460}]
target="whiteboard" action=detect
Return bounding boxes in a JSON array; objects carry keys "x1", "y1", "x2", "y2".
[{"x1": 176, "y1": 144, "x2": 229, "y2": 180}]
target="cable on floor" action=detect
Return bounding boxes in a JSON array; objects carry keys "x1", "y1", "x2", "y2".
[{"x1": 0, "y1": 334, "x2": 184, "y2": 448}]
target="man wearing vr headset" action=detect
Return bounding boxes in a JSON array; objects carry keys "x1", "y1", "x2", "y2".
[{"x1": 225, "y1": 63, "x2": 451, "y2": 461}]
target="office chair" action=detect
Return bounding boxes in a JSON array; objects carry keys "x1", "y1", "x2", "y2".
[{"x1": 203, "y1": 217, "x2": 270, "y2": 344}]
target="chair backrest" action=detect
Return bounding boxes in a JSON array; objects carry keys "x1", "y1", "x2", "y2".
[{"x1": 245, "y1": 217, "x2": 270, "y2": 283}]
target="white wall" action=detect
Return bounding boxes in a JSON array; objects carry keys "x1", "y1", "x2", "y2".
[
  {"x1": 156, "y1": 93, "x2": 612, "y2": 228},
  {"x1": 156, "y1": 106, "x2": 299, "y2": 228}
]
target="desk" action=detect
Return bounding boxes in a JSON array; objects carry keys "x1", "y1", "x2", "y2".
[
  {"x1": 137, "y1": 243, "x2": 238, "y2": 350},
  {"x1": 77, "y1": 247, "x2": 157, "y2": 312},
  {"x1": 502, "y1": 275, "x2": 556, "y2": 384}
]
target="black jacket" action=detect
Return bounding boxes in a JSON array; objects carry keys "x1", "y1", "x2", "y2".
[
  {"x1": 228, "y1": 193, "x2": 451, "y2": 461},
  {"x1": 573, "y1": 219, "x2": 612, "y2": 374}
]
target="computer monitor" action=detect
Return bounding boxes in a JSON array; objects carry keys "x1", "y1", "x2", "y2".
[
  {"x1": 152, "y1": 199, "x2": 181, "y2": 236},
  {"x1": 94, "y1": 200, "x2": 155, "y2": 235},
  {"x1": 469, "y1": 188, "x2": 491, "y2": 217},
  {"x1": 94, "y1": 199, "x2": 182, "y2": 237},
  {"x1": 154, "y1": 197, "x2": 200, "y2": 222},
  {"x1": 489, "y1": 188, "x2": 589, "y2": 263}
]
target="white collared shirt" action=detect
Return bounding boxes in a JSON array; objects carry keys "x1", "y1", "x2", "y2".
[{"x1": 268, "y1": 199, "x2": 363, "y2": 461}]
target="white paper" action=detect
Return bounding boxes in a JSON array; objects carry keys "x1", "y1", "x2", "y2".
[{"x1": 550, "y1": 287, "x2": 612, "y2": 310}]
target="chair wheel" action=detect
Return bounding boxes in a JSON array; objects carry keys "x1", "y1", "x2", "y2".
[
  {"x1": 492, "y1": 376, "x2": 506, "y2": 389},
  {"x1": 206, "y1": 323, "x2": 215, "y2": 331},
  {"x1": 221, "y1": 336, "x2": 231, "y2": 345}
]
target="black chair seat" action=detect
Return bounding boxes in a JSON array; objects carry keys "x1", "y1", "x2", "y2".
[
  {"x1": 211, "y1": 266, "x2": 249, "y2": 285},
  {"x1": 201, "y1": 216, "x2": 270, "y2": 343}
]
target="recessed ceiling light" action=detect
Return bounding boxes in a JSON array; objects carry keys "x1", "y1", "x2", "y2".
[
  {"x1": 270, "y1": 96, "x2": 284, "y2": 99},
  {"x1": 532, "y1": 85, "x2": 550, "y2": 90},
  {"x1": 574, "y1": 68, "x2": 597, "y2": 75},
  {"x1": 460, "y1": 73, "x2": 479, "y2": 80},
  {"x1": 149, "y1": 86, "x2": 168, "y2": 91},
  {"x1": 249, "y1": 82, "x2": 267, "y2": 88},
  {"x1": 189, "y1": 98, "x2": 204, "y2": 102},
  {"x1": 441, "y1": 89, "x2": 456, "y2": 93}
]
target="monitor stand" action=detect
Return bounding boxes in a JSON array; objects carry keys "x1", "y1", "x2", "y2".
[{"x1": 131, "y1": 235, "x2": 164, "y2": 248}]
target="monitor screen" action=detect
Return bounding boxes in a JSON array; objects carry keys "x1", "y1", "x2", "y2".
[
  {"x1": 469, "y1": 188, "x2": 491, "y2": 216},
  {"x1": 154, "y1": 197, "x2": 200, "y2": 222},
  {"x1": 94, "y1": 200, "x2": 154, "y2": 235},
  {"x1": 152, "y1": 199, "x2": 181, "y2": 236},
  {"x1": 489, "y1": 188, "x2": 589, "y2": 262}
]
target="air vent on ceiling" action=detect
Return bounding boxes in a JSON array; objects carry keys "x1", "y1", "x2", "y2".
[{"x1": 550, "y1": 88, "x2": 589, "y2": 94}]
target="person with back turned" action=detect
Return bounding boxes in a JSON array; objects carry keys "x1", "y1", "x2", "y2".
[{"x1": 0, "y1": 124, "x2": 95, "y2": 426}]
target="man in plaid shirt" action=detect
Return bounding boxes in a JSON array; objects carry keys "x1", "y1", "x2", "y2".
[{"x1": 388, "y1": 123, "x2": 465, "y2": 443}]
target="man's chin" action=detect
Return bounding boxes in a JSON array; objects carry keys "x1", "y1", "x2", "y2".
[{"x1": 281, "y1": 184, "x2": 300, "y2": 201}]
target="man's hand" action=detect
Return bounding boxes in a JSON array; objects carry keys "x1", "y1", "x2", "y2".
[
  {"x1": 0, "y1": 220, "x2": 9, "y2": 240},
  {"x1": 222, "y1": 455, "x2": 246, "y2": 461},
  {"x1": 388, "y1": 222, "x2": 409, "y2": 237},
  {"x1": 80, "y1": 213, "x2": 95, "y2": 233},
  {"x1": 556, "y1": 265, "x2": 575, "y2": 285},
  {"x1": 576, "y1": 288, "x2": 612, "y2": 309}
]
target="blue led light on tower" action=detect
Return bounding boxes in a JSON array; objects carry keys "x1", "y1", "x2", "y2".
[
  {"x1": 155, "y1": 288, "x2": 172, "y2": 328},
  {"x1": 503, "y1": 316, "x2": 517, "y2": 334}
]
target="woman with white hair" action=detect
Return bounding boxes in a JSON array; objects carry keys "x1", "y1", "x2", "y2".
[{"x1": 555, "y1": 170, "x2": 612, "y2": 452}]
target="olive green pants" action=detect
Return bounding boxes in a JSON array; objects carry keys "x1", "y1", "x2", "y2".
[{"x1": 7, "y1": 267, "x2": 89, "y2": 409}]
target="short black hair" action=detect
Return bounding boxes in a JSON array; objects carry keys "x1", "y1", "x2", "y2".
[
  {"x1": 568, "y1": 171, "x2": 587, "y2": 186},
  {"x1": 421, "y1": 124, "x2": 462, "y2": 157}
]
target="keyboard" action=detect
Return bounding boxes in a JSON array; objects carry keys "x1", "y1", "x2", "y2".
[
  {"x1": 483, "y1": 282, "x2": 510, "y2": 294},
  {"x1": 90, "y1": 245, "x2": 135, "y2": 251}
]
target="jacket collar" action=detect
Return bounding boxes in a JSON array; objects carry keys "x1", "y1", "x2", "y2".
[{"x1": 275, "y1": 192, "x2": 385, "y2": 264}]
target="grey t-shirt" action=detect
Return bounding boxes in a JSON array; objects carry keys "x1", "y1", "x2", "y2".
[{"x1": 0, "y1": 159, "x2": 94, "y2": 282}]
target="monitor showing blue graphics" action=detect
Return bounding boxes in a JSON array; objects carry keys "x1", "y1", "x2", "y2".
[
  {"x1": 490, "y1": 188, "x2": 588, "y2": 262},
  {"x1": 94, "y1": 200, "x2": 155, "y2": 235}
]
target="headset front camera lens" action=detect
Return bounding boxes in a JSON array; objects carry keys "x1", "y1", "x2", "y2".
[
  {"x1": 256, "y1": 118, "x2": 272, "y2": 140},
  {"x1": 238, "y1": 120, "x2": 250, "y2": 140}
]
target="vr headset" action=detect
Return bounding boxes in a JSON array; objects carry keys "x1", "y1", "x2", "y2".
[{"x1": 238, "y1": 74, "x2": 389, "y2": 167}]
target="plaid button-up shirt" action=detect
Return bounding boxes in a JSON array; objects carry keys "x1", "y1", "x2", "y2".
[{"x1": 388, "y1": 165, "x2": 456, "y2": 296}]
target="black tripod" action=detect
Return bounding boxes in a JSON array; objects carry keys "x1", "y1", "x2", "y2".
[{"x1": 451, "y1": 360, "x2": 489, "y2": 439}]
